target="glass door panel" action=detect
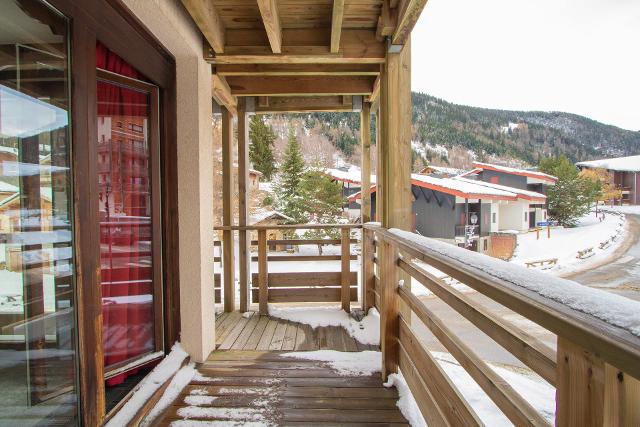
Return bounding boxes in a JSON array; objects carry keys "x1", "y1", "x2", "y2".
[
  {"x1": 0, "y1": 0, "x2": 78, "y2": 424},
  {"x1": 97, "y1": 70, "x2": 160, "y2": 383}
]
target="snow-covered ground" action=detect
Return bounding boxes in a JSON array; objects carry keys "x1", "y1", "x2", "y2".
[
  {"x1": 510, "y1": 210, "x2": 627, "y2": 275},
  {"x1": 601, "y1": 204, "x2": 640, "y2": 215}
]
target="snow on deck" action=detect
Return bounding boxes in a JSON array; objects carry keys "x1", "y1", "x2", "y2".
[
  {"x1": 576, "y1": 155, "x2": 640, "y2": 172},
  {"x1": 390, "y1": 228, "x2": 640, "y2": 337}
]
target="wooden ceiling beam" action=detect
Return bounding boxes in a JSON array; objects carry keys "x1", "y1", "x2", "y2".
[
  {"x1": 254, "y1": 95, "x2": 357, "y2": 113},
  {"x1": 226, "y1": 75, "x2": 376, "y2": 96},
  {"x1": 214, "y1": 63, "x2": 381, "y2": 76},
  {"x1": 392, "y1": 0, "x2": 429, "y2": 46},
  {"x1": 181, "y1": 0, "x2": 225, "y2": 54},
  {"x1": 212, "y1": 74, "x2": 237, "y2": 116},
  {"x1": 366, "y1": 73, "x2": 381, "y2": 106},
  {"x1": 208, "y1": 29, "x2": 385, "y2": 64},
  {"x1": 256, "y1": 0, "x2": 282, "y2": 53},
  {"x1": 330, "y1": 0, "x2": 345, "y2": 53},
  {"x1": 376, "y1": 0, "x2": 397, "y2": 41}
]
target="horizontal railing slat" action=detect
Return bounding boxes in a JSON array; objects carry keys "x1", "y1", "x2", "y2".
[
  {"x1": 369, "y1": 224, "x2": 640, "y2": 382},
  {"x1": 399, "y1": 258, "x2": 557, "y2": 386},
  {"x1": 215, "y1": 224, "x2": 361, "y2": 231},
  {"x1": 251, "y1": 271, "x2": 357, "y2": 287},
  {"x1": 398, "y1": 285, "x2": 550, "y2": 427},
  {"x1": 399, "y1": 318, "x2": 483, "y2": 426},
  {"x1": 250, "y1": 287, "x2": 357, "y2": 303}
]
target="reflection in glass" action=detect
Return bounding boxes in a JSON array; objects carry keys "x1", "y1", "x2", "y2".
[
  {"x1": 0, "y1": 0, "x2": 77, "y2": 424},
  {"x1": 97, "y1": 74, "x2": 155, "y2": 382}
]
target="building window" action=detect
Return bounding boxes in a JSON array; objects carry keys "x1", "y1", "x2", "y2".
[
  {"x1": 483, "y1": 239, "x2": 488, "y2": 251},
  {"x1": 490, "y1": 176, "x2": 499, "y2": 184},
  {"x1": 0, "y1": 1, "x2": 78, "y2": 424},
  {"x1": 525, "y1": 212, "x2": 528, "y2": 221},
  {"x1": 492, "y1": 212, "x2": 497, "y2": 223}
]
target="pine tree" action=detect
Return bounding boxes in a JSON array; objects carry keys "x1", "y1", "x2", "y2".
[
  {"x1": 539, "y1": 155, "x2": 598, "y2": 227},
  {"x1": 249, "y1": 115, "x2": 277, "y2": 180},
  {"x1": 275, "y1": 127, "x2": 306, "y2": 222}
]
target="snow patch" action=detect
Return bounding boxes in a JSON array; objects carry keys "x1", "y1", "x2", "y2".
[
  {"x1": 384, "y1": 371, "x2": 427, "y2": 427},
  {"x1": 282, "y1": 350, "x2": 381, "y2": 376},
  {"x1": 142, "y1": 363, "x2": 197, "y2": 426},
  {"x1": 268, "y1": 306, "x2": 380, "y2": 345},
  {"x1": 105, "y1": 343, "x2": 188, "y2": 427}
]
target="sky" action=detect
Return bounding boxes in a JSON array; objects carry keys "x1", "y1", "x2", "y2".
[{"x1": 411, "y1": 0, "x2": 640, "y2": 131}]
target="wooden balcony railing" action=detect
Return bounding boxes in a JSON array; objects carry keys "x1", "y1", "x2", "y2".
[
  {"x1": 214, "y1": 223, "x2": 361, "y2": 314},
  {"x1": 363, "y1": 223, "x2": 640, "y2": 426}
]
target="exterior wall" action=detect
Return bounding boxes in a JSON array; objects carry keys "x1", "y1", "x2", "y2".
[
  {"x1": 123, "y1": 0, "x2": 215, "y2": 362},
  {"x1": 489, "y1": 202, "x2": 500, "y2": 233},
  {"x1": 412, "y1": 185, "x2": 457, "y2": 239},
  {"x1": 477, "y1": 170, "x2": 527, "y2": 190},
  {"x1": 498, "y1": 202, "x2": 529, "y2": 231},
  {"x1": 635, "y1": 172, "x2": 639, "y2": 205},
  {"x1": 480, "y1": 202, "x2": 492, "y2": 237}
]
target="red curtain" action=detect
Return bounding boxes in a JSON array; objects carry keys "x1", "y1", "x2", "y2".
[{"x1": 97, "y1": 42, "x2": 155, "y2": 386}]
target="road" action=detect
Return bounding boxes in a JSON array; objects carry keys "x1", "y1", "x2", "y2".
[
  {"x1": 565, "y1": 214, "x2": 640, "y2": 301},
  {"x1": 414, "y1": 213, "x2": 640, "y2": 367}
]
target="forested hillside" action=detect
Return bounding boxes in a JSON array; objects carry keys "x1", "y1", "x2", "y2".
[{"x1": 263, "y1": 92, "x2": 639, "y2": 170}]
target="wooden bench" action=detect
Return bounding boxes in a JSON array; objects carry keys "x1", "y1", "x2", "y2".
[
  {"x1": 576, "y1": 247, "x2": 594, "y2": 259},
  {"x1": 599, "y1": 240, "x2": 611, "y2": 250},
  {"x1": 525, "y1": 258, "x2": 558, "y2": 269}
]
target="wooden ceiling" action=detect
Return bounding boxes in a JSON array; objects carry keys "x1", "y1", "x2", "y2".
[{"x1": 181, "y1": 0, "x2": 428, "y2": 113}]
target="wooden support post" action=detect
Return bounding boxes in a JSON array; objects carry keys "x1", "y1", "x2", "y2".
[
  {"x1": 380, "y1": 240, "x2": 400, "y2": 381},
  {"x1": 556, "y1": 336, "x2": 605, "y2": 426},
  {"x1": 237, "y1": 99, "x2": 250, "y2": 312},
  {"x1": 362, "y1": 227, "x2": 376, "y2": 312},
  {"x1": 361, "y1": 102, "x2": 372, "y2": 223},
  {"x1": 380, "y1": 40, "x2": 412, "y2": 321},
  {"x1": 557, "y1": 336, "x2": 640, "y2": 426},
  {"x1": 258, "y1": 229, "x2": 268, "y2": 315},
  {"x1": 221, "y1": 107, "x2": 235, "y2": 312},
  {"x1": 341, "y1": 228, "x2": 351, "y2": 312}
]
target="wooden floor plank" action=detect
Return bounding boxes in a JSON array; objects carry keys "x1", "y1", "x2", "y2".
[
  {"x1": 183, "y1": 385, "x2": 399, "y2": 398},
  {"x1": 256, "y1": 318, "x2": 278, "y2": 350},
  {"x1": 231, "y1": 313, "x2": 262, "y2": 350},
  {"x1": 215, "y1": 311, "x2": 242, "y2": 345},
  {"x1": 243, "y1": 315, "x2": 270, "y2": 350},
  {"x1": 281, "y1": 321, "x2": 298, "y2": 351},
  {"x1": 269, "y1": 319, "x2": 288, "y2": 350},
  {"x1": 191, "y1": 376, "x2": 383, "y2": 388},
  {"x1": 218, "y1": 312, "x2": 253, "y2": 350}
]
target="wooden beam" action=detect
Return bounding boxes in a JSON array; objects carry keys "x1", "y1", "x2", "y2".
[
  {"x1": 226, "y1": 76, "x2": 376, "y2": 96},
  {"x1": 392, "y1": 0, "x2": 429, "y2": 47},
  {"x1": 221, "y1": 108, "x2": 235, "y2": 312},
  {"x1": 212, "y1": 75, "x2": 237, "y2": 116},
  {"x1": 215, "y1": 63, "x2": 381, "y2": 76},
  {"x1": 256, "y1": 0, "x2": 282, "y2": 54},
  {"x1": 331, "y1": 0, "x2": 346, "y2": 53},
  {"x1": 341, "y1": 228, "x2": 351, "y2": 312},
  {"x1": 208, "y1": 29, "x2": 385, "y2": 64},
  {"x1": 237, "y1": 99, "x2": 250, "y2": 312},
  {"x1": 254, "y1": 96, "x2": 355, "y2": 113},
  {"x1": 376, "y1": 0, "x2": 397, "y2": 41},
  {"x1": 367, "y1": 73, "x2": 381, "y2": 105},
  {"x1": 181, "y1": 0, "x2": 225, "y2": 54},
  {"x1": 258, "y1": 229, "x2": 268, "y2": 315}
]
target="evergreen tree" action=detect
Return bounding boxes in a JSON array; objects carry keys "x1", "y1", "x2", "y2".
[
  {"x1": 539, "y1": 155, "x2": 598, "y2": 227},
  {"x1": 274, "y1": 127, "x2": 306, "y2": 222},
  {"x1": 249, "y1": 115, "x2": 277, "y2": 180}
]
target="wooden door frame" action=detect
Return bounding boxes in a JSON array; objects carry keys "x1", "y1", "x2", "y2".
[{"x1": 45, "y1": 0, "x2": 179, "y2": 425}]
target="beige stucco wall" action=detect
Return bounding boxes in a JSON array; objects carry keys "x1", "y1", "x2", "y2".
[{"x1": 122, "y1": 0, "x2": 215, "y2": 362}]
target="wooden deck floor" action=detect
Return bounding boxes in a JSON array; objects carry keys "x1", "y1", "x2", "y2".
[
  {"x1": 215, "y1": 311, "x2": 378, "y2": 352},
  {"x1": 154, "y1": 312, "x2": 408, "y2": 426}
]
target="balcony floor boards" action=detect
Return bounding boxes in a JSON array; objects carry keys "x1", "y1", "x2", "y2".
[{"x1": 154, "y1": 313, "x2": 407, "y2": 426}]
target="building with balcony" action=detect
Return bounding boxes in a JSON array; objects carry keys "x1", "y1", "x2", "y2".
[{"x1": 576, "y1": 155, "x2": 640, "y2": 205}]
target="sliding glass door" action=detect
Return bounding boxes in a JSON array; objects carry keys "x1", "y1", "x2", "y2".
[
  {"x1": 0, "y1": 0, "x2": 78, "y2": 424},
  {"x1": 96, "y1": 45, "x2": 163, "y2": 404}
]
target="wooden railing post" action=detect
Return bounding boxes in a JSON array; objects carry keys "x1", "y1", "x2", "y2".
[
  {"x1": 380, "y1": 239, "x2": 400, "y2": 381},
  {"x1": 258, "y1": 229, "x2": 268, "y2": 315},
  {"x1": 341, "y1": 227, "x2": 351, "y2": 312},
  {"x1": 221, "y1": 107, "x2": 235, "y2": 312},
  {"x1": 362, "y1": 227, "x2": 375, "y2": 312},
  {"x1": 557, "y1": 336, "x2": 640, "y2": 426},
  {"x1": 237, "y1": 99, "x2": 250, "y2": 312}
]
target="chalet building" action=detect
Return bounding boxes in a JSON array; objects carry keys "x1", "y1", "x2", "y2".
[
  {"x1": 1, "y1": 1, "x2": 638, "y2": 426},
  {"x1": 463, "y1": 162, "x2": 557, "y2": 228},
  {"x1": 576, "y1": 155, "x2": 640, "y2": 205},
  {"x1": 350, "y1": 173, "x2": 547, "y2": 252}
]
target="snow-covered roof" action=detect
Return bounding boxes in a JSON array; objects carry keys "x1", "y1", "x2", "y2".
[
  {"x1": 323, "y1": 166, "x2": 376, "y2": 185},
  {"x1": 250, "y1": 210, "x2": 293, "y2": 224},
  {"x1": 576, "y1": 155, "x2": 640, "y2": 173},
  {"x1": 453, "y1": 177, "x2": 546, "y2": 202},
  {"x1": 472, "y1": 162, "x2": 557, "y2": 183},
  {"x1": 419, "y1": 165, "x2": 465, "y2": 177},
  {"x1": 249, "y1": 168, "x2": 263, "y2": 176},
  {"x1": 349, "y1": 174, "x2": 545, "y2": 202}
]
